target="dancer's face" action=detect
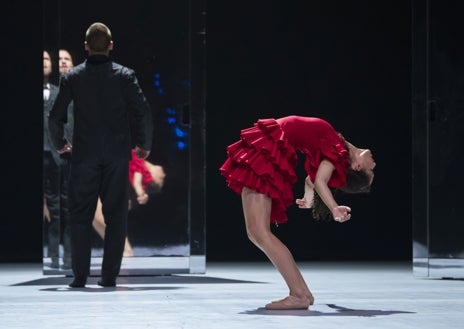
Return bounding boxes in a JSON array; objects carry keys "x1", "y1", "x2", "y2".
[
  {"x1": 360, "y1": 149, "x2": 375, "y2": 184},
  {"x1": 352, "y1": 149, "x2": 376, "y2": 184}
]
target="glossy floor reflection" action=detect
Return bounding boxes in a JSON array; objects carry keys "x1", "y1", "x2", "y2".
[{"x1": 1, "y1": 261, "x2": 463, "y2": 328}]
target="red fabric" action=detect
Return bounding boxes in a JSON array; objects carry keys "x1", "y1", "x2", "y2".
[
  {"x1": 276, "y1": 116, "x2": 350, "y2": 188},
  {"x1": 128, "y1": 150, "x2": 153, "y2": 189},
  {"x1": 220, "y1": 116, "x2": 349, "y2": 224}
]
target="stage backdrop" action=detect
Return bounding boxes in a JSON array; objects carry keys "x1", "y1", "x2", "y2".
[{"x1": 2, "y1": 0, "x2": 412, "y2": 263}]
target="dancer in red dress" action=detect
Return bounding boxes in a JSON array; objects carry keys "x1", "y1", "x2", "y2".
[{"x1": 220, "y1": 115, "x2": 376, "y2": 309}]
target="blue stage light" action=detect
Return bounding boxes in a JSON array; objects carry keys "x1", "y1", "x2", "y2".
[
  {"x1": 176, "y1": 141, "x2": 187, "y2": 150},
  {"x1": 175, "y1": 127, "x2": 188, "y2": 138}
]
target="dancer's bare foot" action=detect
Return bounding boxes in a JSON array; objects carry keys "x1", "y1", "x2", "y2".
[
  {"x1": 123, "y1": 249, "x2": 134, "y2": 257},
  {"x1": 265, "y1": 294, "x2": 314, "y2": 310},
  {"x1": 123, "y1": 239, "x2": 134, "y2": 257}
]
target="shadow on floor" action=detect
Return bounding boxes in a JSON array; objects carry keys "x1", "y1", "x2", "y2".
[
  {"x1": 39, "y1": 286, "x2": 183, "y2": 292},
  {"x1": 241, "y1": 304, "x2": 416, "y2": 317},
  {"x1": 12, "y1": 275, "x2": 264, "y2": 286}
]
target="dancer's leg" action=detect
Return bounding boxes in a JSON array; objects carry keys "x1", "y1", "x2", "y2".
[
  {"x1": 93, "y1": 198, "x2": 133, "y2": 257},
  {"x1": 123, "y1": 237, "x2": 134, "y2": 257},
  {"x1": 241, "y1": 187, "x2": 314, "y2": 309},
  {"x1": 92, "y1": 198, "x2": 106, "y2": 240}
]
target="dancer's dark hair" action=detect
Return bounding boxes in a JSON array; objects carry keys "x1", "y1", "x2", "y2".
[{"x1": 311, "y1": 135, "x2": 372, "y2": 220}]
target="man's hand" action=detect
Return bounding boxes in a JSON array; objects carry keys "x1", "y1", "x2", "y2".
[
  {"x1": 134, "y1": 146, "x2": 150, "y2": 159},
  {"x1": 43, "y1": 201, "x2": 50, "y2": 222},
  {"x1": 57, "y1": 142, "x2": 72, "y2": 155}
]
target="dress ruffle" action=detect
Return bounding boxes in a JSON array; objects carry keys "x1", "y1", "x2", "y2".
[
  {"x1": 220, "y1": 119, "x2": 297, "y2": 224},
  {"x1": 129, "y1": 150, "x2": 153, "y2": 189}
]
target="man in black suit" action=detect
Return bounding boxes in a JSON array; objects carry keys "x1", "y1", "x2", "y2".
[
  {"x1": 43, "y1": 50, "x2": 72, "y2": 270},
  {"x1": 49, "y1": 22, "x2": 153, "y2": 288},
  {"x1": 56, "y1": 49, "x2": 75, "y2": 271}
]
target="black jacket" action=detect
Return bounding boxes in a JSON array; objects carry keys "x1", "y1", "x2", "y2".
[{"x1": 49, "y1": 55, "x2": 152, "y2": 163}]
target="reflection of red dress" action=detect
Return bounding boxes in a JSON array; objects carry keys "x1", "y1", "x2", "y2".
[
  {"x1": 128, "y1": 150, "x2": 153, "y2": 189},
  {"x1": 219, "y1": 116, "x2": 350, "y2": 224}
]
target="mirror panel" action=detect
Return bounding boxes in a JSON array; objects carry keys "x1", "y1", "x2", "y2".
[
  {"x1": 43, "y1": 0, "x2": 206, "y2": 275},
  {"x1": 412, "y1": 0, "x2": 464, "y2": 278}
]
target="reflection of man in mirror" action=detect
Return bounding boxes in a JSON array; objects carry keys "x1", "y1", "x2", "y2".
[
  {"x1": 48, "y1": 22, "x2": 153, "y2": 288},
  {"x1": 57, "y1": 49, "x2": 75, "y2": 269},
  {"x1": 43, "y1": 50, "x2": 73, "y2": 270}
]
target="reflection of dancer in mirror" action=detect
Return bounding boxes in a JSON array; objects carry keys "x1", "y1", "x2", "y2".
[
  {"x1": 43, "y1": 49, "x2": 74, "y2": 269},
  {"x1": 220, "y1": 116, "x2": 376, "y2": 310},
  {"x1": 92, "y1": 150, "x2": 166, "y2": 257},
  {"x1": 49, "y1": 22, "x2": 153, "y2": 288}
]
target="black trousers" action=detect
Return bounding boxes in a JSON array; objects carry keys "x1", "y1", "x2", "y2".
[
  {"x1": 68, "y1": 157, "x2": 129, "y2": 278},
  {"x1": 60, "y1": 159, "x2": 72, "y2": 266},
  {"x1": 43, "y1": 152, "x2": 60, "y2": 262},
  {"x1": 43, "y1": 152, "x2": 72, "y2": 267}
]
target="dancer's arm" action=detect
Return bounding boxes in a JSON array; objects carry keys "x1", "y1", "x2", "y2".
[
  {"x1": 295, "y1": 176, "x2": 314, "y2": 209},
  {"x1": 132, "y1": 172, "x2": 149, "y2": 204},
  {"x1": 314, "y1": 160, "x2": 351, "y2": 222}
]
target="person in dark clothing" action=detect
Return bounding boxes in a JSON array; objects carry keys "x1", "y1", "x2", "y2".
[
  {"x1": 43, "y1": 50, "x2": 72, "y2": 270},
  {"x1": 49, "y1": 22, "x2": 153, "y2": 288}
]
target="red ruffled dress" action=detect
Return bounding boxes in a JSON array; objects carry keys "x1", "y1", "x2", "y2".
[
  {"x1": 219, "y1": 116, "x2": 350, "y2": 224},
  {"x1": 128, "y1": 150, "x2": 153, "y2": 189}
]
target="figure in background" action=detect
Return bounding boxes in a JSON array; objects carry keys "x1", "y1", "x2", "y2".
[
  {"x1": 49, "y1": 22, "x2": 153, "y2": 288},
  {"x1": 57, "y1": 49, "x2": 75, "y2": 269},
  {"x1": 220, "y1": 116, "x2": 375, "y2": 309},
  {"x1": 92, "y1": 150, "x2": 166, "y2": 256},
  {"x1": 58, "y1": 49, "x2": 76, "y2": 145},
  {"x1": 43, "y1": 50, "x2": 73, "y2": 270}
]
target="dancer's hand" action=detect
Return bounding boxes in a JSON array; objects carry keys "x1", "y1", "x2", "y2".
[
  {"x1": 296, "y1": 197, "x2": 310, "y2": 209},
  {"x1": 332, "y1": 206, "x2": 351, "y2": 222},
  {"x1": 136, "y1": 192, "x2": 149, "y2": 205}
]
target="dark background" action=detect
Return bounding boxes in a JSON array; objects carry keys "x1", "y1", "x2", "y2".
[{"x1": 2, "y1": 0, "x2": 412, "y2": 263}]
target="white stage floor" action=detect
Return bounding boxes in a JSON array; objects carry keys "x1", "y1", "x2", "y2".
[{"x1": 1, "y1": 261, "x2": 463, "y2": 329}]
